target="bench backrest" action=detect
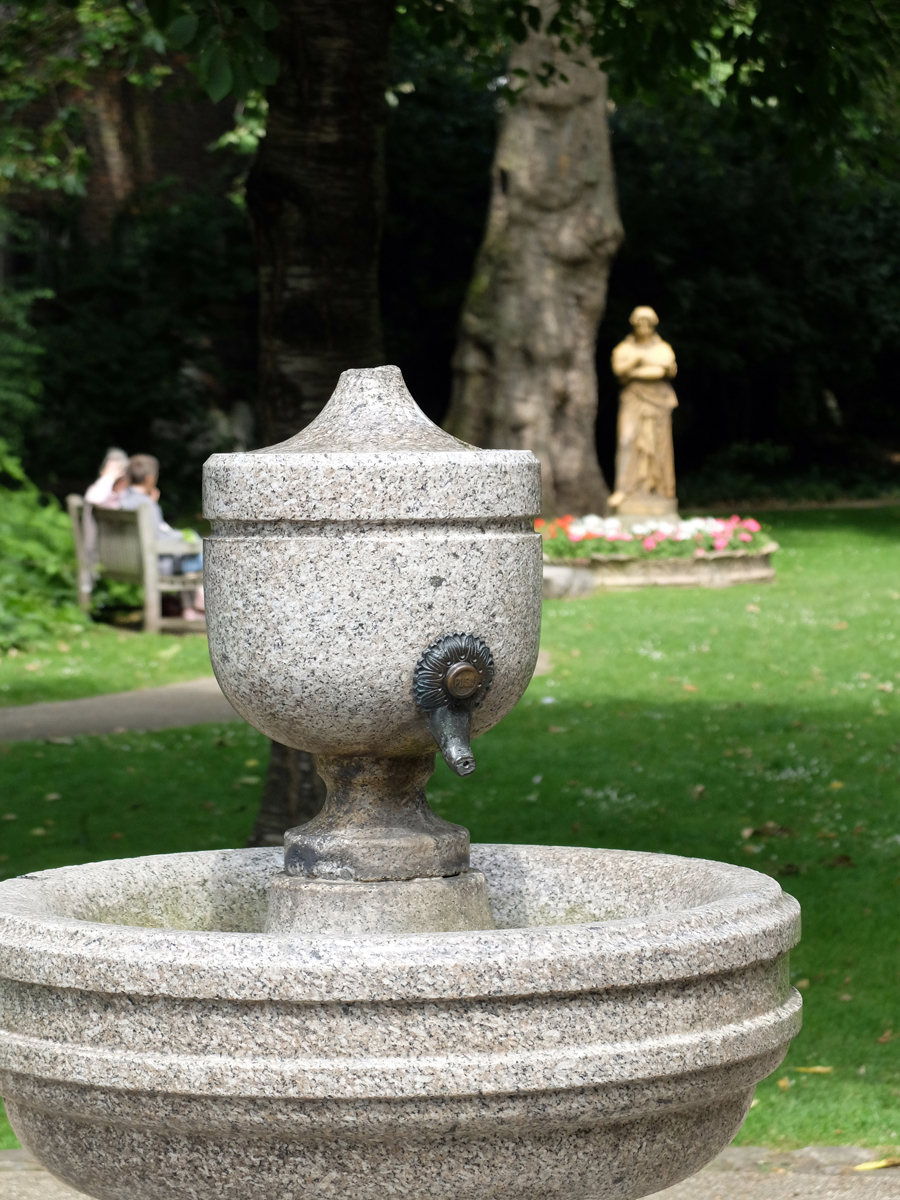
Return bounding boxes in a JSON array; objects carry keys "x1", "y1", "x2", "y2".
[{"x1": 93, "y1": 507, "x2": 146, "y2": 583}]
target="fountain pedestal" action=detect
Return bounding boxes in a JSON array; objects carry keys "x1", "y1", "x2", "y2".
[{"x1": 0, "y1": 366, "x2": 801, "y2": 1200}]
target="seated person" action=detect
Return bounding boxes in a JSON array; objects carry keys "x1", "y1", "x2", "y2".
[
  {"x1": 119, "y1": 454, "x2": 205, "y2": 619},
  {"x1": 85, "y1": 447, "x2": 129, "y2": 509}
]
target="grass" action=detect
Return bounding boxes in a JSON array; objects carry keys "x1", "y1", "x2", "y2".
[
  {"x1": 2, "y1": 506, "x2": 900, "y2": 1153},
  {"x1": 0, "y1": 625, "x2": 213, "y2": 707}
]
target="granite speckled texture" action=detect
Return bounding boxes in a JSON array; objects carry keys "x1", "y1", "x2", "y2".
[
  {"x1": 264, "y1": 868, "x2": 496, "y2": 935},
  {"x1": 0, "y1": 844, "x2": 801, "y2": 1200},
  {"x1": 201, "y1": 366, "x2": 543, "y2": 758}
]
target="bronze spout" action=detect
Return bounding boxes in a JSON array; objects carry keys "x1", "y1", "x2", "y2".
[
  {"x1": 413, "y1": 633, "x2": 494, "y2": 777},
  {"x1": 428, "y1": 706, "x2": 476, "y2": 776}
]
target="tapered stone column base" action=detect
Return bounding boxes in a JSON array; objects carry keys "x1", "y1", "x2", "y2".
[{"x1": 264, "y1": 869, "x2": 496, "y2": 936}]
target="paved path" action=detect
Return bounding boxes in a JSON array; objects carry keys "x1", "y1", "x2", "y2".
[
  {"x1": 0, "y1": 677, "x2": 241, "y2": 742},
  {"x1": 0, "y1": 654, "x2": 555, "y2": 744},
  {"x1": 3, "y1": 1146, "x2": 899, "y2": 1200}
]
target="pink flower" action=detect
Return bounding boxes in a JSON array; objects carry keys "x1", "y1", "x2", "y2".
[
  {"x1": 713, "y1": 536, "x2": 729, "y2": 551},
  {"x1": 741, "y1": 518, "x2": 761, "y2": 532},
  {"x1": 739, "y1": 531, "x2": 752, "y2": 543},
  {"x1": 642, "y1": 536, "x2": 658, "y2": 551},
  {"x1": 569, "y1": 532, "x2": 585, "y2": 543},
  {"x1": 695, "y1": 547, "x2": 707, "y2": 557}
]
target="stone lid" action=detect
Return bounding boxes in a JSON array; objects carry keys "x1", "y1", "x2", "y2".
[{"x1": 203, "y1": 365, "x2": 541, "y2": 522}]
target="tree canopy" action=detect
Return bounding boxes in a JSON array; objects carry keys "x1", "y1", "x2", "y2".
[{"x1": 1, "y1": 0, "x2": 898, "y2": 198}]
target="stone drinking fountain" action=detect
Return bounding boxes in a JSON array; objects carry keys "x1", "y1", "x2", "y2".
[{"x1": 0, "y1": 366, "x2": 801, "y2": 1200}]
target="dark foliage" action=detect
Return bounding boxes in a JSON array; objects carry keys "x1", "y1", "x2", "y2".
[
  {"x1": 597, "y1": 100, "x2": 900, "y2": 502},
  {"x1": 14, "y1": 185, "x2": 257, "y2": 517},
  {"x1": 380, "y1": 33, "x2": 498, "y2": 425}
]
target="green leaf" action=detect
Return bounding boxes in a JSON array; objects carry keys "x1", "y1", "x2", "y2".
[
  {"x1": 204, "y1": 44, "x2": 234, "y2": 102},
  {"x1": 145, "y1": 0, "x2": 177, "y2": 29},
  {"x1": 249, "y1": 45, "x2": 279, "y2": 86},
  {"x1": 165, "y1": 14, "x2": 199, "y2": 48},
  {"x1": 245, "y1": 0, "x2": 279, "y2": 32}
]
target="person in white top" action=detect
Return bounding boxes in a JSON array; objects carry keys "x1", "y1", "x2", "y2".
[
  {"x1": 85, "y1": 448, "x2": 129, "y2": 509},
  {"x1": 118, "y1": 454, "x2": 205, "y2": 620}
]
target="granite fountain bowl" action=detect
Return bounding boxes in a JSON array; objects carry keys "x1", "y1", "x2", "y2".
[
  {"x1": 0, "y1": 843, "x2": 801, "y2": 1200},
  {"x1": 201, "y1": 365, "x2": 543, "y2": 758}
]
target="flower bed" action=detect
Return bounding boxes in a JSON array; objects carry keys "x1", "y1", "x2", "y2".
[{"x1": 539, "y1": 514, "x2": 771, "y2": 561}]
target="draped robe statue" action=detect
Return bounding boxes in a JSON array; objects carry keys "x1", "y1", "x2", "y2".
[{"x1": 608, "y1": 307, "x2": 678, "y2": 517}]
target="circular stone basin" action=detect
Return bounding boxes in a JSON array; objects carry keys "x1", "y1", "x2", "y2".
[{"x1": 0, "y1": 844, "x2": 801, "y2": 1200}]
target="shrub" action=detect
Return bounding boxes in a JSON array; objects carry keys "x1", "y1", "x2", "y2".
[{"x1": 0, "y1": 437, "x2": 83, "y2": 649}]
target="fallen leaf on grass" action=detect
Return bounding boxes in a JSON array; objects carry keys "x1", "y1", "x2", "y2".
[
  {"x1": 878, "y1": 682, "x2": 894, "y2": 693},
  {"x1": 839, "y1": 993, "x2": 853, "y2": 1001},
  {"x1": 691, "y1": 785, "x2": 706, "y2": 798},
  {"x1": 236, "y1": 775, "x2": 261, "y2": 785},
  {"x1": 795, "y1": 1066, "x2": 832, "y2": 1074},
  {"x1": 44, "y1": 793, "x2": 60, "y2": 801},
  {"x1": 741, "y1": 827, "x2": 755, "y2": 839},
  {"x1": 245, "y1": 758, "x2": 259, "y2": 768},
  {"x1": 683, "y1": 683, "x2": 697, "y2": 692},
  {"x1": 29, "y1": 827, "x2": 46, "y2": 837},
  {"x1": 2, "y1": 813, "x2": 17, "y2": 821},
  {"x1": 831, "y1": 621, "x2": 849, "y2": 631},
  {"x1": 110, "y1": 832, "x2": 124, "y2": 841},
  {"x1": 854, "y1": 1159, "x2": 900, "y2": 1172},
  {"x1": 825, "y1": 855, "x2": 854, "y2": 869},
  {"x1": 754, "y1": 821, "x2": 793, "y2": 838},
  {"x1": 746, "y1": 604, "x2": 761, "y2": 613},
  {"x1": 795, "y1": 979, "x2": 810, "y2": 988},
  {"x1": 877, "y1": 1030, "x2": 894, "y2": 1043},
  {"x1": 816, "y1": 830, "x2": 837, "y2": 839},
  {"x1": 776, "y1": 1077, "x2": 791, "y2": 1091}
]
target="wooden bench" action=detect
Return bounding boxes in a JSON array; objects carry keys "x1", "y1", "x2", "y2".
[{"x1": 67, "y1": 496, "x2": 206, "y2": 634}]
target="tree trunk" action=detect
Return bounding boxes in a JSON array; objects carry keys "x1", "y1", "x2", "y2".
[
  {"x1": 244, "y1": 0, "x2": 393, "y2": 838},
  {"x1": 444, "y1": 24, "x2": 624, "y2": 517},
  {"x1": 247, "y1": 742, "x2": 326, "y2": 847},
  {"x1": 80, "y1": 75, "x2": 136, "y2": 245},
  {"x1": 246, "y1": 0, "x2": 394, "y2": 445}
]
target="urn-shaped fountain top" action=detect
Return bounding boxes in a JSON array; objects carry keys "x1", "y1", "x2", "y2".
[
  {"x1": 201, "y1": 366, "x2": 543, "y2": 764},
  {"x1": 203, "y1": 365, "x2": 540, "y2": 522}
]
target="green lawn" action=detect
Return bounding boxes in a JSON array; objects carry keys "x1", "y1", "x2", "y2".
[
  {"x1": 0, "y1": 624, "x2": 213, "y2": 708},
  {"x1": 2, "y1": 507, "x2": 900, "y2": 1152}
]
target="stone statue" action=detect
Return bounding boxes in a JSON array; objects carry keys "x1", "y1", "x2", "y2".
[{"x1": 608, "y1": 306, "x2": 678, "y2": 517}]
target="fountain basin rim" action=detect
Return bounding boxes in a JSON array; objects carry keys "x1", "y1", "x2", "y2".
[
  {"x1": 0, "y1": 993, "x2": 801, "y2": 1101},
  {"x1": 0, "y1": 845, "x2": 800, "y2": 1003}
]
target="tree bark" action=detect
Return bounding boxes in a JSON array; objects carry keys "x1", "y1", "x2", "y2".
[
  {"x1": 444, "y1": 24, "x2": 624, "y2": 517},
  {"x1": 247, "y1": 742, "x2": 326, "y2": 847},
  {"x1": 244, "y1": 1, "x2": 393, "y2": 837},
  {"x1": 246, "y1": 0, "x2": 394, "y2": 445},
  {"x1": 80, "y1": 75, "x2": 135, "y2": 244}
]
